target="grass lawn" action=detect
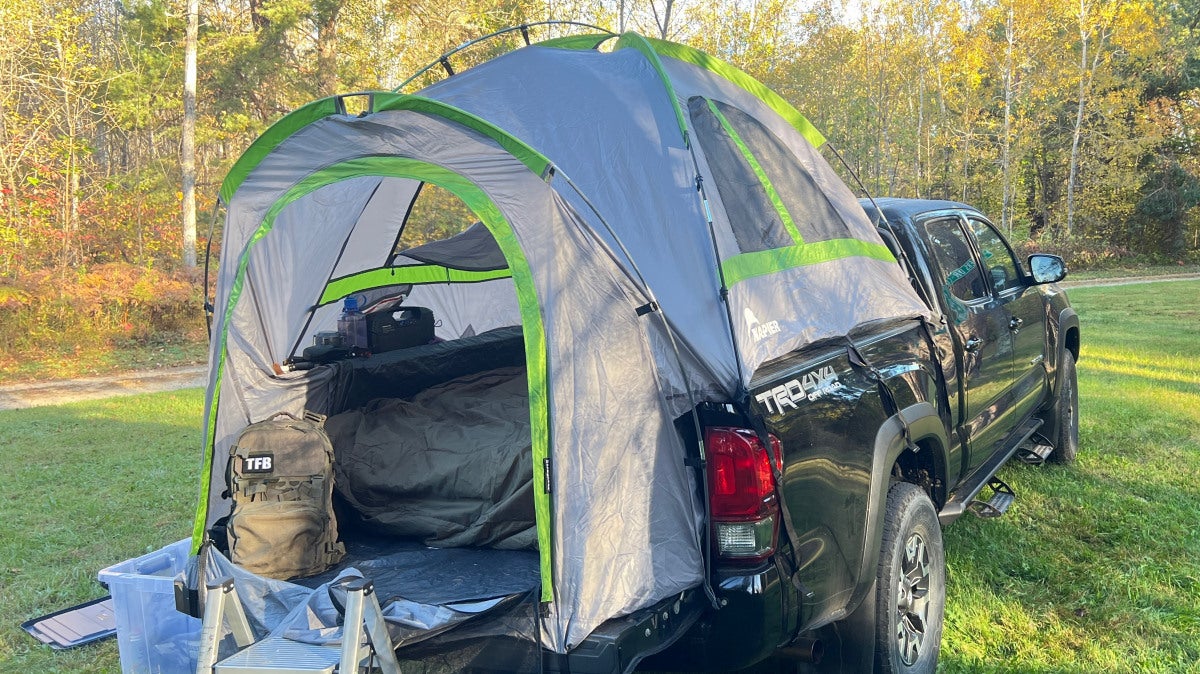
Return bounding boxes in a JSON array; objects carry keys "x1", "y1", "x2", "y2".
[
  {"x1": 1066, "y1": 261, "x2": 1200, "y2": 281},
  {"x1": 0, "y1": 281, "x2": 1197, "y2": 672},
  {"x1": 940, "y1": 281, "x2": 1200, "y2": 673}
]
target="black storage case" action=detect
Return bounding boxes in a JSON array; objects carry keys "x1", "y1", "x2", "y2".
[{"x1": 367, "y1": 306, "x2": 435, "y2": 353}]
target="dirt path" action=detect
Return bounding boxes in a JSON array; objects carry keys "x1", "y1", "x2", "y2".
[
  {"x1": 2, "y1": 274, "x2": 1198, "y2": 411},
  {"x1": 0, "y1": 364, "x2": 207, "y2": 411}
]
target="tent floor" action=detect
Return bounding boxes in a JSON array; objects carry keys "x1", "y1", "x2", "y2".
[{"x1": 295, "y1": 535, "x2": 540, "y2": 606}]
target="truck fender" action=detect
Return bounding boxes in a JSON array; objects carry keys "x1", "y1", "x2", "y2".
[{"x1": 844, "y1": 401, "x2": 948, "y2": 618}]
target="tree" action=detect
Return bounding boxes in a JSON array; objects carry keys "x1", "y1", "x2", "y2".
[
  {"x1": 1135, "y1": 158, "x2": 1200, "y2": 256},
  {"x1": 182, "y1": 0, "x2": 199, "y2": 269}
]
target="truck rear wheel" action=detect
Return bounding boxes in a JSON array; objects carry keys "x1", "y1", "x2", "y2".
[
  {"x1": 1048, "y1": 351, "x2": 1078, "y2": 464},
  {"x1": 874, "y1": 482, "x2": 945, "y2": 674}
]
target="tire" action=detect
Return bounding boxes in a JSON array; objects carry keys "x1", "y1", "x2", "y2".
[
  {"x1": 1048, "y1": 350, "x2": 1079, "y2": 464},
  {"x1": 874, "y1": 482, "x2": 945, "y2": 674}
]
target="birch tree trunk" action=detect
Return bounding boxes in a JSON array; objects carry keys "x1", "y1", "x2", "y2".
[
  {"x1": 1066, "y1": 0, "x2": 1088, "y2": 237},
  {"x1": 1001, "y1": 6, "x2": 1015, "y2": 234},
  {"x1": 181, "y1": 0, "x2": 199, "y2": 268}
]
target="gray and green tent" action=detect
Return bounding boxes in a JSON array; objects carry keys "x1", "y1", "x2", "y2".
[{"x1": 196, "y1": 32, "x2": 929, "y2": 652}]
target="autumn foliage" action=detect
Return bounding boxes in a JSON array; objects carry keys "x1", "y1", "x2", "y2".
[
  {"x1": 3, "y1": 0, "x2": 1200, "y2": 379},
  {"x1": 0, "y1": 263, "x2": 206, "y2": 376}
]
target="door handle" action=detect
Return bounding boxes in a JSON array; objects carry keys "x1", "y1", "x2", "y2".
[
  {"x1": 1009, "y1": 316, "x2": 1024, "y2": 330},
  {"x1": 965, "y1": 337, "x2": 983, "y2": 352}
]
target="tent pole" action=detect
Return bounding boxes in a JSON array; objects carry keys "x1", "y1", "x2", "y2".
[
  {"x1": 393, "y1": 22, "x2": 615, "y2": 93},
  {"x1": 202, "y1": 199, "x2": 222, "y2": 340}
]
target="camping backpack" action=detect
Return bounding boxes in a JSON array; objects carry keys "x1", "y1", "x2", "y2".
[{"x1": 226, "y1": 411, "x2": 345, "y2": 579}]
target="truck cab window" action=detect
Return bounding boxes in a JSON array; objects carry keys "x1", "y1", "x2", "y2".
[
  {"x1": 967, "y1": 217, "x2": 1022, "y2": 294},
  {"x1": 923, "y1": 217, "x2": 988, "y2": 304}
]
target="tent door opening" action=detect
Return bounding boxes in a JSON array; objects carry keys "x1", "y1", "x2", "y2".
[{"x1": 207, "y1": 166, "x2": 549, "y2": 658}]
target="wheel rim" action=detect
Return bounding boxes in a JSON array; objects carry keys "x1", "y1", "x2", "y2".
[{"x1": 895, "y1": 531, "x2": 931, "y2": 666}]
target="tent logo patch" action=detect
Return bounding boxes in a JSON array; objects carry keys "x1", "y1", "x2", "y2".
[
  {"x1": 744, "y1": 308, "x2": 781, "y2": 343},
  {"x1": 753, "y1": 366, "x2": 843, "y2": 416},
  {"x1": 243, "y1": 454, "x2": 274, "y2": 473}
]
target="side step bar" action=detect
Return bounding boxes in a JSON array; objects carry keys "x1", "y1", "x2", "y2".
[
  {"x1": 1015, "y1": 437, "x2": 1054, "y2": 465},
  {"x1": 939, "y1": 417, "x2": 1042, "y2": 526}
]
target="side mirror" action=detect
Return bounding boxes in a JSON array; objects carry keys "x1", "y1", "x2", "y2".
[{"x1": 1027, "y1": 254, "x2": 1067, "y2": 284}]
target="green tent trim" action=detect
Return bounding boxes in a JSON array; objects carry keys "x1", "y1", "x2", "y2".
[
  {"x1": 372, "y1": 95, "x2": 552, "y2": 177},
  {"x1": 219, "y1": 97, "x2": 341, "y2": 203},
  {"x1": 320, "y1": 265, "x2": 513, "y2": 306},
  {"x1": 721, "y1": 239, "x2": 897, "y2": 286},
  {"x1": 219, "y1": 94, "x2": 554, "y2": 205},
  {"x1": 614, "y1": 33, "x2": 691, "y2": 146},
  {"x1": 194, "y1": 157, "x2": 556, "y2": 603},
  {"x1": 704, "y1": 98, "x2": 804, "y2": 246},
  {"x1": 644, "y1": 37, "x2": 826, "y2": 149}
]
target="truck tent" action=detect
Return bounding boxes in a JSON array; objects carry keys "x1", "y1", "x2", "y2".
[{"x1": 196, "y1": 31, "x2": 929, "y2": 654}]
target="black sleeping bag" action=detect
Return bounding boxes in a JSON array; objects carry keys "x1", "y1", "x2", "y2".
[{"x1": 325, "y1": 366, "x2": 535, "y2": 550}]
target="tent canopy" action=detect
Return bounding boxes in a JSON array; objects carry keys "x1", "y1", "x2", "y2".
[{"x1": 198, "y1": 32, "x2": 929, "y2": 652}]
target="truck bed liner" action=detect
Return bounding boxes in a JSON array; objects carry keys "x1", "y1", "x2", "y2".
[{"x1": 295, "y1": 536, "x2": 540, "y2": 606}]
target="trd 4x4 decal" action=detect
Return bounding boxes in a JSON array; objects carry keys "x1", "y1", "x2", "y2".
[{"x1": 754, "y1": 366, "x2": 842, "y2": 416}]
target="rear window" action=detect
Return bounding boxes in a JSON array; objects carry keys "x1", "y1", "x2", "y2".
[{"x1": 923, "y1": 217, "x2": 988, "y2": 303}]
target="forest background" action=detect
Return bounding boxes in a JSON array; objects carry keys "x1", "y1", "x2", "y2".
[{"x1": 1, "y1": 0, "x2": 1199, "y2": 379}]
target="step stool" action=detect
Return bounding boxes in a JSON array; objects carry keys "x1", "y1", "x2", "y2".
[{"x1": 196, "y1": 576, "x2": 400, "y2": 674}]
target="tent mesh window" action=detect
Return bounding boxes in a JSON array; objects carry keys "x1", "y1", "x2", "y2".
[
  {"x1": 691, "y1": 97, "x2": 856, "y2": 248},
  {"x1": 688, "y1": 96, "x2": 795, "y2": 253}
]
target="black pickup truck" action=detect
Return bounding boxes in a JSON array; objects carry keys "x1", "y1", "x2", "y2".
[{"x1": 648, "y1": 198, "x2": 1079, "y2": 673}]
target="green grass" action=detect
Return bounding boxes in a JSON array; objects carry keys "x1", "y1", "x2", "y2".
[
  {"x1": 0, "y1": 390, "x2": 203, "y2": 673},
  {"x1": 1, "y1": 282, "x2": 1198, "y2": 672},
  {"x1": 1066, "y1": 261, "x2": 1200, "y2": 281}
]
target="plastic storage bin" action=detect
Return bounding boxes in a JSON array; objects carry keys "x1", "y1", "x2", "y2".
[{"x1": 97, "y1": 539, "x2": 200, "y2": 674}]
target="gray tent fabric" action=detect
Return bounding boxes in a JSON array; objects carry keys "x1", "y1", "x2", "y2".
[
  {"x1": 198, "y1": 32, "x2": 931, "y2": 656},
  {"x1": 421, "y1": 47, "x2": 739, "y2": 390},
  {"x1": 399, "y1": 221, "x2": 507, "y2": 271},
  {"x1": 198, "y1": 547, "x2": 535, "y2": 652}
]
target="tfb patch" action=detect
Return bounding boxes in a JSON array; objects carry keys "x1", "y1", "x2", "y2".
[{"x1": 243, "y1": 454, "x2": 274, "y2": 473}]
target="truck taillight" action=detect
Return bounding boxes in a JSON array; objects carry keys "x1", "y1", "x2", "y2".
[{"x1": 704, "y1": 427, "x2": 783, "y2": 563}]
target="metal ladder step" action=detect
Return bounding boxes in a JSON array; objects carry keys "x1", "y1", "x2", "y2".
[
  {"x1": 214, "y1": 638, "x2": 340, "y2": 674},
  {"x1": 967, "y1": 478, "x2": 1014, "y2": 518}
]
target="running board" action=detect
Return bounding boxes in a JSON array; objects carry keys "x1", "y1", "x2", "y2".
[
  {"x1": 939, "y1": 417, "x2": 1042, "y2": 526},
  {"x1": 966, "y1": 478, "x2": 1014, "y2": 518}
]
